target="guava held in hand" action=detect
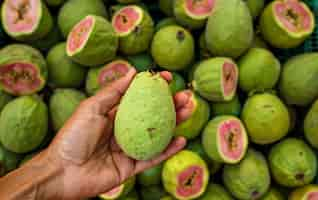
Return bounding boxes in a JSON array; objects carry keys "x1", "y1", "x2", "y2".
[
  {"x1": 192, "y1": 57, "x2": 238, "y2": 102},
  {"x1": 86, "y1": 59, "x2": 133, "y2": 96},
  {"x1": 112, "y1": 5, "x2": 154, "y2": 55},
  {"x1": 162, "y1": 150, "x2": 209, "y2": 200},
  {"x1": 202, "y1": 116, "x2": 248, "y2": 164},
  {"x1": 115, "y1": 72, "x2": 176, "y2": 160},
  {"x1": 0, "y1": 44, "x2": 47, "y2": 96},
  {"x1": 173, "y1": 0, "x2": 215, "y2": 30},
  {"x1": 260, "y1": 0, "x2": 315, "y2": 49},
  {"x1": 66, "y1": 15, "x2": 118, "y2": 66},
  {"x1": 1, "y1": 0, "x2": 53, "y2": 41}
]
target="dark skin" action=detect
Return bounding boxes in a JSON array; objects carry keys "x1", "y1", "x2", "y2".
[{"x1": 0, "y1": 68, "x2": 190, "y2": 200}]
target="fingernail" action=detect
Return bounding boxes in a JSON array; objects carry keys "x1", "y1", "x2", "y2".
[{"x1": 175, "y1": 137, "x2": 187, "y2": 147}]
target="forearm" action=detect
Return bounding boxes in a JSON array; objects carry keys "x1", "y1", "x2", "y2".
[{"x1": 0, "y1": 150, "x2": 63, "y2": 200}]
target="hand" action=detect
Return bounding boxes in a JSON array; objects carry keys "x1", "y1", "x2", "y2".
[{"x1": 45, "y1": 68, "x2": 187, "y2": 199}]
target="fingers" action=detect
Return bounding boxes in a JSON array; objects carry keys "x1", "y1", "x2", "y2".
[
  {"x1": 159, "y1": 71, "x2": 172, "y2": 83},
  {"x1": 134, "y1": 137, "x2": 186, "y2": 174},
  {"x1": 88, "y1": 68, "x2": 137, "y2": 115},
  {"x1": 174, "y1": 90, "x2": 193, "y2": 125},
  {"x1": 174, "y1": 91, "x2": 190, "y2": 109}
]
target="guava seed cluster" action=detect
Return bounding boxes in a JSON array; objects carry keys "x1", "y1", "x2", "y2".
[{"x1": 0, "y1": 0, "x2": 317, "y2": 199}]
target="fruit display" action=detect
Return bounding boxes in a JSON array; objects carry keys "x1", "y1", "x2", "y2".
[{"x1": 0, "y1": 0, "x2": 317, "y2": 199}]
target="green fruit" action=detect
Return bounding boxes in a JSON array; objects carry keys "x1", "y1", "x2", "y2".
[
  {"x1": 0, "y1": 90, "x2": 12, "y2": 112},
  {"x1": 140, "y1": 185, "x2": 167, "y2": 200},
  {"x1": 251, "y1": 34, "x2": 269, "y2": 49},
  {"x1": 155, "y1": 18, "x2": 178, "y2": 32},
  {"x1": 289, "y1": 185, "x2": 318, "y2": 200},
  {"x1": 223, "y1": 149, "x2": 271, "y2": 200},
  {"x1": 259, "y1": 188, "x2": 284, "y2": 200},
  {"x1": 46, "y1": 0, "x2": 65, "y2": 7},
  {"x1": 66, "y1": 15, "x2": 118, "y2": 66},
  {"x1": 0, "y1": 95, "x2": 48, "y2": 153},
  {"x1": 279, "y1": 53, "x2": 318, "y2": 106},
  {"x1": 118, "y1": 190, "x2": 139, "y2": 200},
  {"x1": 305, "y1": 99, "x2": 318, "y2": 148},
  {"x1": 19, "y1": 151, "x2": 38, "y2": 166},
  {"x1": 169, "y1": 72, "x2": 186, "y2": 95},
  {"x1": 117, "y1": 0, "x2": 140, "y2": 4},
  {"x1": 173, "y1": 0, "x2": 215, "y2": 29},
  {"x1": 260, "y1": 0, "x2": 315, "y2": 49},
  {"x1": 85, "y1": 59, "x2": 133, "y2": 96},
  {"x1": 238, "y1": 48, "x2": 281, "y2": 93},
  {"x1": 159, "y1": 0, "x2": 174, "y2": 16},
  {"x1": 127, "y1": 53, "x2": 155, "y2": 72},
  {"x1": 202, "y1": 116, "x2": 248, "y2": 164},
  {"x1": 99, "y1": 176, "x2": 135, "y2": 200},
  {"x1": 47, "y1": 42, "x2": 86, "y2": 88},
  {"x1": 199, "y1": 32, "x2": 213, "y2": 59},
  {"x1": 151, "y1": 25, "x2": 195, "y2": 71},
  {"x1": 175, "y1": 90, "x2": 210, "y2": 139},
  {"x1": 137, "y1": 164, "x2": 162, "y2": 186},
  {"x1": 1, "y1": 0, "x2": 53, "y2": 41},
  {"x1": 0, "y1": 44, "x2": 47, "y2": 96},
  {"x1": 58, "y1": 0, "x2": 108, "y2": 38},
  {"x1": 162, "y1": 150, "x2": 209, "y2": 200},
  {"x1": 112, "y1": 5, "x2": 154, "y2": 55},
  {"x1": 192, "y1": 57, "x2": 238, "y2": 102},
  {"x1": 205, "y1": 0, "x2": 253, "y2": 58},
  {"x1": 160, "y1": 196, "x2": 175, "y2": 200},
  {"x1": 197, "y1": 184, "x2": 234, "y2": 200},
  {"x1": 0, "y1": 143, "x2": 22, "y2": 176},
  {"x1": 49, "y1": 89, "x2": 86, "y2": 132},
  {"x1": 115, "y1": 72, "x2": 176, "y2": 160},
  {"x1": 211, "y1": 95, "x2": 241, "y2": 117},
  {"x1": 242, "y1": 93, "x2": 290, "y2": 144},
  {"x1": 269, "y1": 138, "x2": 317, "y2": 187},
  {"x1": 244, "y1": 0, "x2": 265, "y2": 19}
]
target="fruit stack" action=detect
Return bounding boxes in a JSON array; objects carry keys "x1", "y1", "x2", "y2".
[{"x1": 0, "y1": 0, "x2": 318, "y2": 199}]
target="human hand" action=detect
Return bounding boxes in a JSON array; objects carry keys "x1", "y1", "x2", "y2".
[{"x1": 44, "y1": 68, "x2": 188, "y2": 199}]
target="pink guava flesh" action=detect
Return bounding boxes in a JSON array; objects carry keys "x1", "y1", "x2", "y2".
[
  {"x1": 185, "y1": 0, "x2": 215, "y2": 17},
  {"x1": 308, "y1": 192, "x2": 318, "y2": 200},
  {"x1": 219, "y1": 119, "x2": 244, "y2": 161},
  {"x1": 274, "y1": 0, "x2": 312, "y2": 33},
  {"x1": 113, "y1": 6, "x2": 141, "y2": 34},
  {"x1": 98, "y1": 61, "x2": 130, "y2": 87},
  {"x1": 0, "y1": 62, "x2": 41, "y2": 95},
  {"x1": 4, "y1": 0, "x2": 38, "y2": 33},
  {"x1": 175, "y1": 90, "x2": 195, "y2": 125},
  {"x1": 222, "y1": 62, "x2": 237, "y2": 97},
  {"x1": 176, "y1": 166, "x2": 204, "y2": 198},
  {"x1": 67, "y1": 16, "x2": 94, "y2": 53},
  {"x1": 101, "y1": 185, "x2": 123, "y2": 198}
]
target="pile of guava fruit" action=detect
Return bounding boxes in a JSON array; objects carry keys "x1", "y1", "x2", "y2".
[{"x1": 0, "y1": 0, "x2": 318, "y2": 199}]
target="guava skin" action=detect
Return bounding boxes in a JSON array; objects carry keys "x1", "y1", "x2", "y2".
[
  {"x1": 0, "y1": 95, "x2": 48, "y2": 153},
  {"x1": 155, "y1": 18, "x2": 178, "y2": 32},
  {"x1": 117, "y1": 0, "x2": 140, "y2": 4},
  {"x1": 260, "y1": 0, "x2": 315, "y2": 49},
  {"x1": 244, "y1": 0, "x2": 265, "y2": 19},
  {"x1": 211, "y1": 95, "x2": 241, "y2": 117},
  {"x1": 199, "y1": 32, "x2": 213, "y2": 60},
  {"x1": 0, "y1": 143, "x2": 22, "y2": 177},
  {"x1": 238, "y1": 48, "x2": 281, "y2": 93},
  {"x1": 289, "y1": 185, "x2": 318, "y2": 200},
  {"x1": 58, "y1": 0, "x2": 108, "y2": 38},
  {"x1": 205, "y1": 0, "x2": 253, "y2": 59},
  {"x1": 151, "y1": 25, "x2": 195, "y2": 71},
  {"x1": 304, "y1": 99, "x2": 318, "y2": 149},
  {"x1": 49, "y1": 89, "x2": 86, "y2": 132},
  {"x1": 162, "y1": 150, "x2": 209, "y2": 200},
  {"x1": 115, "y1": 72, "x2": 176, "y2": 160},
  {"x1": 197, "y1": 184, "x2": 234, "y2": 200},
  {"x1": 1, "y1": 0, "x2": 53, "y2": 42},
  {"x1": 0, "y1": 90, "x2": 12, "y2": 112},
  {"x1": 99, "y1": 176, "x2": 136, "y2": 200},
  {"x1": 137, "y1": 164, "x2": 163, "y2": 186},
  {"x1": 66, "y1": 15, "x2": 119, "y2": 66},
  {"x1": 113, "y1": 6, "x2": 155, "y2": 56},
  {"x1": 140, "y1": 185, "x2": 167, "y2": 200},
  {"x1": 223, "y1": 149, "x2": 271, "y2": 200},
  {"x1": 251, "y1": 34, "x2": 269, "y2": 49},
  {"x1": 175, "y1": 90, "x2": 210, "y2": 139},
  {"x1": 126, "y1": 53, "x2": 155, "y2": 72},
  {"x1": 159, "y1": 0, "x2": 174, "y2": 16},
  {"x1": 202, "y1": 116, "x2": 248, "y2": 164},
  {"x1": 259, "y1": 188, "x2": 285, "y2": 200},
  {"x1": 118, "y1": 190, "x2": 139, "y2": 200},
  {"x1": 269, "y1": 138, "x2": 317, "y2": 188},
  {"x1": 279, "y1": 53, "x2": 318, "y2": 107},
  {"x1": 241, "y1": 93, "x2": 290, "y2": 145},
  {"x1": 169, "y1": 72, "x2": 186, "y2": 95},
  {"x1": 0, "y1": 44, "x2": 48, "y2": 96},
  {"x1": 47, "y1": 42, "x2": 86, "y2": 88}
]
